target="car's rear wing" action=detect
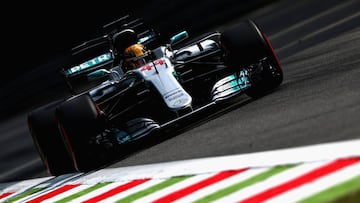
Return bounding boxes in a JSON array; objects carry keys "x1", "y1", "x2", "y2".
[
  {"x1": 63, "y1": 52, "x2": 113, "y2": 77},
  {"x1": 60, "y1": 53, "x2": 114, "y2": 95},
  {"x1": 60, "y1": 33, "x2": 114, "y2": 95},
  {"x1": 70, "y1": 15, "x2": 160, "y2": 57},
  {"x1": 60, "y1": 15, "x2": 161, "y2": 94}
]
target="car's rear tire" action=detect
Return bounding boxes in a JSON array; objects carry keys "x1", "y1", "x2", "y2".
[
  {"x1": 27, "y1": 100, "x2": 76, "y2": 176},
  {"x1": 220, "y1": 19, "x2": 283, "y2": 98},
  {"x1": 56, "y1": 94, "x2": 114, "y2": 172}
]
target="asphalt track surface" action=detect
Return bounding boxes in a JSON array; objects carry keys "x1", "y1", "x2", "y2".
[{"x1": 0, "y1": 0, "x2": 359, "y2": 184}]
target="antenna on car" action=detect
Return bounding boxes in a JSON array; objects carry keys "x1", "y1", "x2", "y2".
[
  {"x1": 102, "y1": 15, "x2": 131, "y2": 30},
  {"x1": 102, "y1": 15, "x2": 146, "y2": 36},
  {"x1": 71, "y1": 36, "x2": 108, "y2": 54}
]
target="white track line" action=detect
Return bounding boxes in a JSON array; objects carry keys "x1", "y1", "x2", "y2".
[{"x1": 75, "y1": 139, "x2": 360, "y2": 183}]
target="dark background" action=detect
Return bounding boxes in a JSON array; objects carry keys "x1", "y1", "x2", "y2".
[
  {"x1": 1, "y1": 0, "x2": 272, "y2": 119},
  {"x1": 2, "y1": 0, "x2": 270, "y2": 84}
]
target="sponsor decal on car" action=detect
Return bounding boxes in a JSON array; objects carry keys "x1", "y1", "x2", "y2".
[{"x1": 65, "y1": 53, "x2": 112, "y2": 76}]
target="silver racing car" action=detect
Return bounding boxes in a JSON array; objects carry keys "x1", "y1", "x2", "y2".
[{"x1": 28, "y1": 16, "x2": 283, "y2": 175}]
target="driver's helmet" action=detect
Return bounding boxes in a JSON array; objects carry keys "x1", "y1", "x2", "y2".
[{"x1": 123, "y1": 44, "x2": 149, "y2": 69}]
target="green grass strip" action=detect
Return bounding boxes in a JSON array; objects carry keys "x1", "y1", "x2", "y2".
[
  {"x1": 5, "y1": 187, "x2": 45, "y2": 203},
  {"x1": 115, "y1": 176, "x2": 191, "y2": 203},
  {"x1": 298, "y1": 175, "x2": 360, "y2": 203},
  {"x1": 194, "y1": 165, "x2": 296, "y2": 203},
  {"x1": 54, "y1": 182, "x2": 112, "y2": 203}
]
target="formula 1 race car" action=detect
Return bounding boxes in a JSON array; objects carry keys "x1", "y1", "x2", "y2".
[{"x1": 27, "y1": 15, "x2": 283, "y2": 176}]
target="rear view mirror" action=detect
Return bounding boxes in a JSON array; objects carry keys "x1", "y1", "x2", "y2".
[{"x1": 169, "y1": 31, "x2": 189, "y2": 46}]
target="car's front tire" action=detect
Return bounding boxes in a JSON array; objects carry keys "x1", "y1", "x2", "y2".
[
  {"x1": 220, "y1": 19, "x2": 283, "y2": 98},
  {"x1": 27, "y1": 100, "x2": 76, "y2": 176},
  {"x1": 56, "y1": 94, "x2": 115, "y2": 172}
]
